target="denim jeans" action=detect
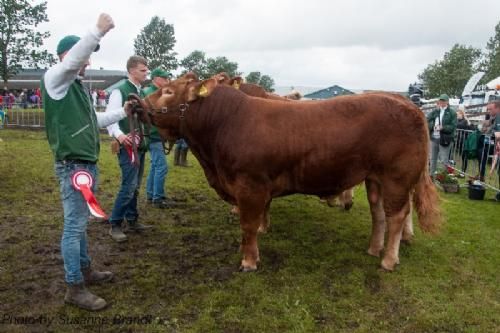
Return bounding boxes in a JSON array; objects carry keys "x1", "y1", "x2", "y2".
[
  {"x1": 176, "y1": 138, "x2": 189, "y2": 150},
  {"x1": 55, "y1": 161, "x2": 97, "y2": 284},
  {"x1": 109, "y1": 147, "x2": 145, "y2": 226},
  {"x1": 146, "y1": 141, "x2": 168, "y2": 201}
]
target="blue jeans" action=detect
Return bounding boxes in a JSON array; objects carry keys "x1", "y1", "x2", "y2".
[
  {"x1": 176, "y1": 139, "x2": 188, "y2": 150},
  {"x1": 109, "y1": 147, "x2": 145, "y2": 226},
  {"x1": 146, "y1": 141, "x2": 168, "y2": 201},
  {"x1": 55, "y1": 161, "x2": 97, "y2": 284}
]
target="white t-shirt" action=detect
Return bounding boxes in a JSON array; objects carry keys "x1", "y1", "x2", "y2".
[{"x1": 432, "y1": 108, "x2": 446, "y2": 139}]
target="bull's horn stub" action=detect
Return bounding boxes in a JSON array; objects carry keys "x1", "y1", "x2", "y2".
[{"x1": 199, "y1": 84, "x2": 209, "y2": 97}]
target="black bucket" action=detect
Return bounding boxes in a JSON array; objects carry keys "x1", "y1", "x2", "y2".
[{"x1": 468, "y1": 185, "x2": 485, "y2": 200}]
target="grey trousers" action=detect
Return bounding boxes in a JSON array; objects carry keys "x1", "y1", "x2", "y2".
[{"x1": 429, "y1": 138, "x2": 452, "y2": 175}]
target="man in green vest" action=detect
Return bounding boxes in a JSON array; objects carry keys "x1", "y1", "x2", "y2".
[
  {"x1": 106, "y1": 56, "x2": 152, "y2": 242},
  {"x1": 143, "y1": 67, "x2": 178, "y2": 208},
  {"x1": 42, "y1": 13, "x2": 139, "y2": 311}
]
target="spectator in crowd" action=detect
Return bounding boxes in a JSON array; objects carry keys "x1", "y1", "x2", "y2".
[
  {"x1": 98, "y1": 90, "x2": 107, "y2": 107},
  {"x1": 42, "y1": 13, "x2": 135, "y2": 311},
  {"x1": 456, "y1": 108, "x2": 473, "y2": 172},
  {"x1": 20, "y1": 89, "x2": 28, "y2": 109},
  {"x1": 485, "y1": 99, "x2": 500, "y2": 200},
  {"x1": 106, "y1": 55, "x2": 152, "y2": 242},
  {"x1": 143, "y1": 67, "x2": 178, "y2": 208},
  {"x1": 91, "y1": 89, "x2": 98, "y2": 107},
  {"x1": 0, "y1": 99, "x2": 4, "y2": 128},
  {"x1": 427, "y1": 94, "x2": 457, "y2": 177}
]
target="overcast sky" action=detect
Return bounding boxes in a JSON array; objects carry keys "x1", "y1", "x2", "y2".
[{"x1": 39, "y1": 0, "x2": 500, "y2": 91}]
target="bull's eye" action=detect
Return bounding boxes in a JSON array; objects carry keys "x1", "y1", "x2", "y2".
[{"x1": 162, "y1": 88, "x2": 174, "y2": 96}]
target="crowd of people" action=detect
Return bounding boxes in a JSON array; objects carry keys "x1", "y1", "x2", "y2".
[
  {"x1": 0, "y1": 88, "x2": 42, "y2": 110},
  {"x1": 426, "y1": 94, "x2": 500, "y2": 199}
]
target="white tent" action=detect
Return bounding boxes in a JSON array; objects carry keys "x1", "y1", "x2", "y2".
[{"x1": 486, "y1": 76, "x2": 500, "y2": 90}]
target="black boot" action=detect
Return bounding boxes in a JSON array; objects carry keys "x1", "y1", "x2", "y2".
[
  {"x1": 64, "y1": 283, "x2": 107, "y2": 311},
  {"x1": 174, "y1": 148, "x2": 181, "y2": 166},
  {"x1": 179, "y1": 149, "x2": 190, "y2": 167},
  {"x1": 82, "y1": 266, "x2": 113, "y2": 284}
]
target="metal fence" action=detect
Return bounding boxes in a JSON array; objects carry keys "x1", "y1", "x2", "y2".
[
  {"x1": 0, "y1": 103, "x2": 107, "y2": 128},
  {"x1": 444, "y1": 129, "x2": 499, "y2": 192}
]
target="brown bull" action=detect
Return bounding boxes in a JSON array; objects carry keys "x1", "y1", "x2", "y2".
[{"x1": 145, "y1": 76, "x2": 441, "y2": 271}]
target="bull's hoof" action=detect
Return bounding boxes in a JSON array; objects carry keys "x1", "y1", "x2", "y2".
[
  {"x1": 381, "y1": 257, "x2": 399, "y2": 271},
  {"x1": 343, "y1": 202, "x2": 353, "y2": 211},
  {"x1": 257, "y1": 225, "x2": 268, "y2": 234},
  {"x1": 239, "y1": 265, "x2": 257, "y2": 273}
]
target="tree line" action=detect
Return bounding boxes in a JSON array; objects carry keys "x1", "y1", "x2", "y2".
[
  {"x1": 0, "y1": 3, "x2": 275, "y2": 91},
  {"x1": 418, "y1": 22, "x2": 500, "y2": 98}
]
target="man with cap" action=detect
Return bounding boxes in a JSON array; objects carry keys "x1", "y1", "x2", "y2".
[
  {"x1": 42, "y1": 13, "x2": 139, "y2": 311},
  {"x1": 427, "y1": 94, "x2": 457, "y2": 176},
  {"x1": 143, "y1": 68, "x2": 178, "y2": 208},
  {"x1": 106, "y1": 55, "x2": 152, "y2": 242}
]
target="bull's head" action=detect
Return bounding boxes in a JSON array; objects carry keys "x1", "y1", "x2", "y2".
[{"x1": 145, "y1": 73, "x2": 218, "y2": 141}]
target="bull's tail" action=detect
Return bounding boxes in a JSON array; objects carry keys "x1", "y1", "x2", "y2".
[{"x1": 413, "y1": 168, "x2": 443, "y2": 234}]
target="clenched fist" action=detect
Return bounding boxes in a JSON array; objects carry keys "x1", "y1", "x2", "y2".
[{"x1": 96, "y1": 13, "x2": 115, "y2": 35}]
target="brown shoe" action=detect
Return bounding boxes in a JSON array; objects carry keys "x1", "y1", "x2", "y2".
[
  {"x1": 64, "y1": 283, "x2": 107, "y2": 311},
  {"x1": 109, "y1": 225, "x2": 127, "y2": 242},
  {"x1": 82, "y1": 266, "x2": 113, "y2": 285},
  {"x1": 127, "y1": 220, "x2": 153, "y2": 232}
]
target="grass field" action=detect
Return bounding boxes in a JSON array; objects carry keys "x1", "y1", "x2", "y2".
[{"x1": 0, "y1": 129, "x2": 498, "y2": 333}]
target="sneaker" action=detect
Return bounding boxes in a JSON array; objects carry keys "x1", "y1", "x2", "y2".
[
  {"x1": 109, "y1": 225, "x2": 127, "y2": 242},
  {"x1": 495, "y1": 192, "x2": 500, "y2": 202}
]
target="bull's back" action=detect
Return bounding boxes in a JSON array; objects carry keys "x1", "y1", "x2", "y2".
[{"x1": 211, "y1": 92, "x2": 427, "y2": 196}]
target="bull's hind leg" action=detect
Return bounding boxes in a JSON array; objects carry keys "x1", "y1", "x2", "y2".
[
  {"x1": 258, "y1": 200, "x2": 271, "y2": 233},
  {"x1": 401, "y1": 201, "x2": 414, "y2": 244},
  {"x1": 365, "y1": 180, "x2": 385, "y2": 257},
  {"x1": 381, "y1": 191, "x2": 411, "y2": 271},
  {"x1": 237, "y1": 194, "x2": 271, "y2": 272}
]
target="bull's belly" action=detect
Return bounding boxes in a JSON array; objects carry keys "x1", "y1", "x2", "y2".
[{"x1": 270, "y1": 170, "x2": 365, "y2": 198}]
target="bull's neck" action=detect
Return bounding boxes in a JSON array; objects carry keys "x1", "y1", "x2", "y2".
[{"x1": 181, "y1": 86, "x2": 246, "y2": 164}]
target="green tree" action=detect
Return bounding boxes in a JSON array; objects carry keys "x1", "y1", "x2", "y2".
[
  {"x1": 133, "y1": 16, "x2": 178, "y2": 71},
  {"x1": 205, "y1": 56, "x2": 240, "y2": 78},
  {"x1": 179, "y1": 50, "x2": 208, "y2": 78},
  {"x1": 482, "y1": 21, "x2": 500, "y2": 84},
  {"x1": 245, "y1": 71, "x2": 261, "y2": 84},
  {"x1": 0, "y1": 0, "x2": 55, "y2": 87},
  {"x1": 258, "y1": 75, "x2": 275, "y2": 92},
  {"x1": 245, "y1": 71, "x2": 275, "y2": 92},
  {"x1": 418, "y1": 44, "x2": 482, "y2": 97}
]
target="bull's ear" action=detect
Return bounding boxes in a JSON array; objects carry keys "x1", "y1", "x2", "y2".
[
  {"x1": 187, "y1": 78, "x2": 217, "y2": 102},
  {"x1": 215, "y1": 72, "x2": 230, "y2": 84},
  {"x1": 183, "y1": 72, "x2": 198, "y2": 82},
  {"x1": 229, "y1": 77, "x2": 243, "y2": 89}
]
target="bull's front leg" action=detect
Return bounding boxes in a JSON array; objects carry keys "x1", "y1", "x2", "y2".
[
  {"x1": 237, "y1": 195, "x2": 271, "y2": 272},
  {"x1": 366, "y1": 180, "x2": 385, "y2": 257}
]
